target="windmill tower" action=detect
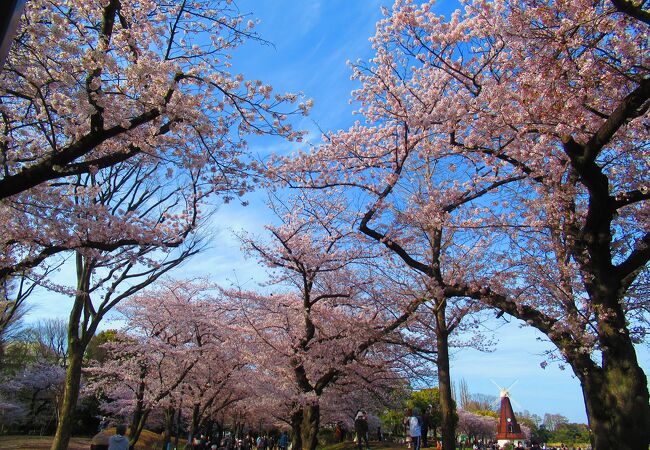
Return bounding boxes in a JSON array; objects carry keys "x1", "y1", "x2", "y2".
[{"x1": 493, "y1": 381, "x2": 525, "y2": 447}]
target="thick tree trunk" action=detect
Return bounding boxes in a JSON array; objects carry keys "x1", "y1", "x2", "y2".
[
  {"x1": 49, "y1": 347, "x2": 84, "y2": 450},
  {"x1": 290, "y1": 408, "x2": 304, "y2": 450},
  {"x1": 300, "y1": 403, "x2": 320, "y2": 450},
  {"x1": 575, "y1": 335, "x2": 650, "y2": 449},
  {"x1": 435, "y1": 299, "x2": 456, "y2": 450}
]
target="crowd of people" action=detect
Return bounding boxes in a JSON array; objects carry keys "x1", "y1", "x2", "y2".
[
  {"x1": 90, "y1": 412, "x2": 591, "y2": 450},
  {"x1": 186, "y1": 430, "x2": 290, "y2": 450},
  {"x1": 461, "y1": 441, "x2": 591, "y2": 449}
]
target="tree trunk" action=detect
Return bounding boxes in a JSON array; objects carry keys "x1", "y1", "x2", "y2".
[
  {"x1": 175, "y1": 406, "x2": 182, "y2": 450},
  {"x1": 204, "y1": 418, "x2": 214, "y2": 440},
  {"x1": 435, "y1": 299, "x2": 456, "y2": 450},
  {"x1": 129, "y1": 409, "x2": 151, "y2": 450},
  {"x1": 187, "y1": 403, "x2": 201, "y2": 445},
  {"x1": 49, "y1": 346, "x2": 84, "y2": 450},
  {"x1": 300, "y1": 403, "x2": 320, "y2": 450},
  {"x1": 128, "y1": 366, "x2": 148, "y2": 449},
  {"x1": 290, "y1": 407, "x2": 304, "y2": 450},
  {"x1": 163, "y1": 406, "x2": 175, "y2": 450},
  {"x1": 215, "y1": 421, "x2": 224, "y2": 444},
  {"x1": 50, "y1": 253, "x2": 100, "y2": 450},
  {"x1": 575, "y1": 337, "x2": 650, "y2": 449}
]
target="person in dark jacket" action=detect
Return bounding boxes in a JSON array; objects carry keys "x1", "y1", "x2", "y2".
[
  {"x1": 354, "y1": 410, "x2": 369, "y2": 450},
  {"x1": 278, "y1": 431, "x2": 289, "y2": 450}
]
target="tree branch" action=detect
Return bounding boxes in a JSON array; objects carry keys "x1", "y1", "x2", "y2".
[{"x1": 611, "y1": 0, "x2": 650, "y2": 25}]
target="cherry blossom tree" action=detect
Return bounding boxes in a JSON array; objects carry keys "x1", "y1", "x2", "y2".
[
  {"x1": 274, "y1": 1, "x2": 649, "y2": 449},
  {"x1": 0, "y1": 0, "x2": 306, "y2": 199},
  {"x1": 318, "y1": 366, "x2": 408, "y2": 434},
  {"x1": 0, "y1": 0, "x2": 308, "y2": 307},
  {"x1": 177, "y1": 322, "x2": 249, "y2": 448},
  {"x1": 228, "y1": 193, "x2": 433, "y2": 450},
  {"x1": 0, "y1": 1, "x2": 309, "y2": 447},
  {"x1": 457, "y1": 410, "x2": 497, "y2": 445},
  {"x1": 50, "y1": 154, "x2": 209, "y2": 450},
  {"x1": 86, "y1": 279, "x2": 244, "y2": 449},
  {"x1": 0, "y1": 361, "x2": 65, "y2": 433}
]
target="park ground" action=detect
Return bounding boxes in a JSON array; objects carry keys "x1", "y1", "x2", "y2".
[
  {"x1": 0, "y1": 437, "x2": 589, "y2": 450},
  {"x1": 0, "y1": 429, "x2": 162, "y2": 449},
  {"x1": 0, "y1": 437, "x2": 415, "y2": 450}
]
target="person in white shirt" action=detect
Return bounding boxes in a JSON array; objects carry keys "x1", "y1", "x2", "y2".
[{"x1": 409, "y1": 408, "x2": 422, "y2": 450}]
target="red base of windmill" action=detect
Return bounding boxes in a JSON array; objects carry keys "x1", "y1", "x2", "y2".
[{"x1": 496, "y1": 394, "x2": 525, "y2": 445}]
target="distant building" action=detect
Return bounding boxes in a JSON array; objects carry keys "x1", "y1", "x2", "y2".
[{"x1": 496, "y1": 389, "x2": 525, "y2": 448}]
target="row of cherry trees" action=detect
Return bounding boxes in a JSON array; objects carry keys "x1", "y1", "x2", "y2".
[
  {"x1": 0, "y1": 1, "x2": 310, "y2": 450},
  {"x1": 0, "y1": 1, "x2": 647, "y2": 450},
  {"x1": 272, "y1": 1, "x2": 649, "y2": 449},
  {"x1": 1, "y1": 1, "x2": 427, "y2": 449},
  {"x1": 84, "y1": 240, "x2": 420, "y2": 450}
]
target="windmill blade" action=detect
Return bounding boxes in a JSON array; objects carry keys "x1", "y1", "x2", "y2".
[
  {"x1": 506, "y1": 379, "x2": 519, "y2": 392},
  {"x1": 503, "y1": 379, "x2": 522, "y2": 411},
  {"x1": 490, "y1": 379, "x2": 504, "y2": 392}
]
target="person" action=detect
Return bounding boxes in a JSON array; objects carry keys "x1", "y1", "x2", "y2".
[
  {"x1": 354, "y1": 410, "x2": 369, "y2": 450},
  {"x1": 408, "y1": 408, "x2": 422, "y2": 450},
  {"x1": 98, "y1": 416, "x2": 109, "y2": 432},
  {"x1": 278, "y1": 431, "x2": 289, "y2": 450},
  {"x1": 403, "y1": 408, "x2": 411, "y2": 440},
  {"x1": 108, "y1": 424, "x2": 129, "y2": 450},
  {"x1": 421, "y1": 406, "x2": 431, "y2": 448},
  {"x1": 243, "y1": 433, "x2": 253, "y2": 450},
  {"x1": 334, "y1": 423, "x2": 342, "y2": 443}
]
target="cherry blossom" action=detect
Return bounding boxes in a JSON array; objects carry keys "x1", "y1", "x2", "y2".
[{"x1": 274, "y1": 1, "x2": 649, "y2": 449}]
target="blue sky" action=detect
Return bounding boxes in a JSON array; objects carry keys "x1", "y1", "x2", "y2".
[{"x1": 27, "y1": 0, "x2": 650, "y2": 425}]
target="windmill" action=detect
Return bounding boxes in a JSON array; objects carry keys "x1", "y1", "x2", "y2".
[{"x1": 491, "y1": 380, "x2": 526, "y2": 447}]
